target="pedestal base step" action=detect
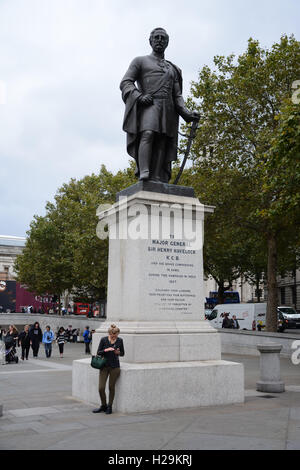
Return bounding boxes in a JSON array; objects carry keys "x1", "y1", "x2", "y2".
[{"x1": 72, "y1": 359, "x2": 244, "y2": 413}]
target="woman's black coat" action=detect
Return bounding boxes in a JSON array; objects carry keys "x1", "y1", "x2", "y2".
[{"x1": 29, "y1": 326, "x2": 43, "y2": 344}]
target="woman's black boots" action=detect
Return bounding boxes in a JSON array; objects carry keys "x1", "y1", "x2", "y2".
[
  {"x1": 92, "y1": 405, "x2": 107, "y2": 413},
  {"x1": 92, "y1": 404, "x2": 112, "y2": 414}
]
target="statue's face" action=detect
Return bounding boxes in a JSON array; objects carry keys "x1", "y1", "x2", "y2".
[{"x1": 150, "y1": 30, "x2": 169, "y2": 53}]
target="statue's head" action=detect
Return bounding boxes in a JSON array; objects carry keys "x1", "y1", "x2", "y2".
[{"x1": 149, "y1": 27, "x2": 169, "y2": 53}]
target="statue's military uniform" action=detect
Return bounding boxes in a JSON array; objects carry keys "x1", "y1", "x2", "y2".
[{"x1": 120, "y1": 54, "x2": 193, "y2": 182}]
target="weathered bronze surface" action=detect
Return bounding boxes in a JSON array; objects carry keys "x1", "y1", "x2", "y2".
[{"x1": 120, "y1": 28, "x2": 199, "y2": 184}]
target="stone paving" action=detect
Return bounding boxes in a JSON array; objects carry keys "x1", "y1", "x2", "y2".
[{"x1": 0, "y1": 342, "x2": 300, "y2": 450}]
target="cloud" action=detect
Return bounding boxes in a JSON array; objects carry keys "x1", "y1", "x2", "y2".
[{"x1": 0, "y1": 0, "x2": 298, "y2": 236}]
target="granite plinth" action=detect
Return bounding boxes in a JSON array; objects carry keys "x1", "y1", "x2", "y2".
[
  {"x1": 72, "y1": 358, "x2": 244, "y2": 413},
  {"x1": 91, "y1": 321, "x2": 221, "y2": 363},
  {"x1": 72, "y1": 190, "x2": 244, "y2": 413},
  {"x1": 99, "y1": 192, "x2": 209, "y2": 323},
  {"x1": 116, "y1": 181, "x2": 195, "y2": 201}
]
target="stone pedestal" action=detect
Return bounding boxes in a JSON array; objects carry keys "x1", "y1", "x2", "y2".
[
  {"x1": 101, "y1": 190, "x2": 210, "y2": 323},
  {"x1": 91, "y1": 320, "x2": 221, "y2": 362},
  {"x1": 72, "y1": 187, "x2": 244, "y2": 412},
  {"x1": 256, "y1": 344, "x2": 285, "y2": 393},
  {"x1": 73, "y1": 358, "x2": 244, "y2": 413}
]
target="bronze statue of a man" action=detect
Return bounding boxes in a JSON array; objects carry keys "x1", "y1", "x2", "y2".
[{"x1": 120, "y1": 27, "x2": 199, "y2": 184}]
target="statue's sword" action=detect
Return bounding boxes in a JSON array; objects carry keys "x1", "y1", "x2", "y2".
[{"x1": 173, "y1": 120, "x2": 199, "y2": 186}]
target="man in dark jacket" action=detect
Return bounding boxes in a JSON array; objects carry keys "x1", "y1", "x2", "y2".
[
  {"x1": 18, "y1": 325, "x2": 31, "y2": 360},
  {"x1": 232, "y1": 315, "x2": 240, "y2": 329},
  {"x1": 222, "y1": 313, "x2": 233, "y2": 329},
  {"x1": 29, "y1": 322, "x2": 43, "y2": 358},
  {"x1": 83, "y1": 326, "x2": 92, "y2": 354},
  {"x1": 120, "y1": 27, "x2": 199, "y2": 183}
]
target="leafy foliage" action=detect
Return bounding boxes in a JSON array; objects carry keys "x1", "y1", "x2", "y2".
[
  {"x1": 182, "y1": 35, "x2": 300, "y2": 329},
  {"x1": 15, "y1": 164, "x2": 136, "y2": 306}
]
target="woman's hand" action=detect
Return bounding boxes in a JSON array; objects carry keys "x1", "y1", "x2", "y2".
[
  {"x1": 114, "y1": 348, "x2": 120, "y2": 356},
  {"x1": 104, "y1": 347, "x2": 115, "y2": 352}
]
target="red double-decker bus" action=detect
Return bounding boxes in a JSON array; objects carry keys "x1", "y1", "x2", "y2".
[{"x1": 73, "y1": 303, "x2": 90, "y2": 315}]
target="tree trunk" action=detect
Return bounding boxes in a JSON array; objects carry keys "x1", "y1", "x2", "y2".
[
  {"x1": 58, "y1": 294, "x2": 62, "y2": 316},
  {"x1": 266, "y1": 234, "x2": 278, "y2": 332},
  {"x1": 217, "y1": 282, "x2": 225, "y2": 305}
]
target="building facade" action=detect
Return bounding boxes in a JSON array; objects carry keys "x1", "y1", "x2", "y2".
[
  {"x1": 204, "y1": 275, "x2": 265, "y2": 305},
  {"x1": 0, "y1": 236, "x2": 25, "y2": 280},
  {"x1": 277, "y1": 269, "x2": 300, "y2": 310}
]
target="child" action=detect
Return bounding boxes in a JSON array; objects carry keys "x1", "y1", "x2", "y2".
[
  {"x1": 56, "y1": 327, "x2": 66, "y2": 358},
  {"x1": 42, "y1": 326, "x2": 55, "y2": 358}
]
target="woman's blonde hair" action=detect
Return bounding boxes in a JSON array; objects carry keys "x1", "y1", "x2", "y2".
[
  {"x1": 108, "y1": 324, "x2": 120, "y2": 335},
  {"x1": 9, "y1": 325, "x2": 18, "y2": 335}
]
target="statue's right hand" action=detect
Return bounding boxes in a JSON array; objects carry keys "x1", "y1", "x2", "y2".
[{"x1": 139, "y1": 94, "x2": 153, "y2": 106}]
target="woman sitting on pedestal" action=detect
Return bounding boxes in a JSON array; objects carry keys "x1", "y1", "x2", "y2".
[{"x1": 93, "y1": 324, "x2": 125, "y2": 415}]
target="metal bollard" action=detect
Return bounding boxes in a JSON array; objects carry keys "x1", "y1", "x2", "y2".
[{"x1": 256, "y1": 344, "x2": 285, "y2": 393}]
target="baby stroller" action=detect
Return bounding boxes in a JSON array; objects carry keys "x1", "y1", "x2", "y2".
[{"x1": 3, "y1": 336, "x2": 19, "y2": 364}]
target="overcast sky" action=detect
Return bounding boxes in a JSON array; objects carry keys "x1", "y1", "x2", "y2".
[{"x1": 0, "y1": 0, "x2": 299, "y2": 237}]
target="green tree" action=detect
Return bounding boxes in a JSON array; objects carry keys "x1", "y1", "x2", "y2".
[
  {"x1": 263, "y1": 101, "x2": 300, "y2": 314},
  {"x1": 14, "y1": 214, "x2": 74, "y2": 313},
  {"x1": 185, "y1": 35, "x2": 300, "y2": 330},
  {"x1": 178, "y1": 165, "x2": 268, "y2": 305},
  {"x1": 15, "y1": 164, "x2": 136, "y2": 309}
]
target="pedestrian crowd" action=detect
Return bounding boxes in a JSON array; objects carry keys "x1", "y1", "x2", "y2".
[
  {"x1": 20, "y1": 305, "x2": 71, "y2": 315},
  {"x1": 1, "y1": 321, "x2": 125, "y2": 416},
  {"x1": 0, "y1": 323, "x2": 90, "y2": 363}
]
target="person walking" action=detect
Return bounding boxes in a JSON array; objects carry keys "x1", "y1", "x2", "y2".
[
  {"x1": 65, "y1": 325, "x2": 73, "y2": 342},
  {"x1": 4, "y1": 325, "x2": 18, "y2": 347},
  {"x1": 29, "y1": 322, "x2": 43, "y2": 358},
  {"x1": 72, "y1": 328, "x2": 79, "y2": 343},
  {"x1": 56, "y1": 327, "x2": 66, "y2": 358},
  {"x1": 93, "y1": 324, "x2": 125, "y2": 415},
  {"x1": 222, "y1": 313, "x2": 233, "y2": 329},
  {"x1": 232, "y1": 315, "x2": 240, "y2": 330},
  {"x1": 83, "y1": 326, "x2": 92, "y2": 354},
  {"x1": 3, "y1": 325, "x2": 18, "y2": 363},
  {"x1": 18, "y1": 324, "x2": 31, "y2": 360},
  {"x1": 42, "y1": 326, "x2": 55, "y2": 358}
]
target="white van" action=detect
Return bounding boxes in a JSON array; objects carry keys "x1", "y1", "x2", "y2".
[{"x1": 207, "y1": 303, "x2": 266, "y2": 331}]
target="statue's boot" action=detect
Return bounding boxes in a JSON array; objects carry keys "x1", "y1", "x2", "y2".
[
  {"x1": 139, "y1": 153, "x2": 151, "y2": 180},
  {"x1": 151, "y1": 142, "x2": 165, "y2": 182},
  {"x1": 138, "y1": 131, "x2": 154, "y2": 180}
]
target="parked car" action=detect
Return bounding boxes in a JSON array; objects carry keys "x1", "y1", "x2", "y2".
[
  {"x1": 277, "y1": 306, "x2": 300, "y2": 332},
  {"x1": 204, "y1": 309, "x2": 213, "y2": 319}
]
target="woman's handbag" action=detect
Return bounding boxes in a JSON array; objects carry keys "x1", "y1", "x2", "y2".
[{"x1": 91, "y1": 355, "x2": 107, "y2": 370}]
